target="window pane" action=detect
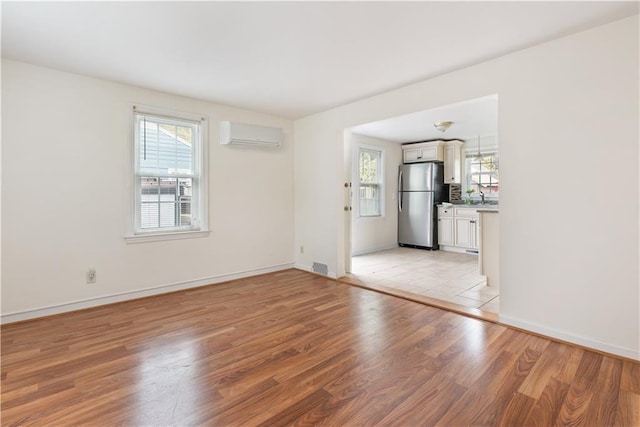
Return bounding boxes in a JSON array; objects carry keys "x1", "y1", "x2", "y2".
[
  {"x1": 138, "y1": 116, "x2": 194, "y2": 175},
  {"x1": 359, "y1": 148, "x2": 382, "y2": 216},
  {"x1": 360, "y1": 183, "x2": 381, "y2": 216},
  {"x1": 139, "y1": 176, "x2": 192, "y2": 229},
  {"x1": 359, "y1": 149, "x2": 380, "y2": 184},
  {"x1": 465, "y1": 153, "x2": 499, "y2": 197}
]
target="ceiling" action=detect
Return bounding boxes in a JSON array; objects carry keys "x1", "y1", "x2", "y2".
[
  {"x1": 2, "y1": 2, "x2": 638, "y2": 119},
  {"x1": 351, "y1": 95, "x2": 498, "y2": 144}
]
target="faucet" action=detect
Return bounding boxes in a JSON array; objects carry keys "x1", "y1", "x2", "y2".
[{"x1": 480, "y1": 192, "x2": 485, "y2": 205}]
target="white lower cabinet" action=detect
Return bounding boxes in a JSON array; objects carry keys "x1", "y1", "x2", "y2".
[
  {"x1": 438, "y1": 216, "x2": 454, "y2": 246},
  {"x1": 454, "y1": 217, "x2": 478, "y2": 249},
  {"x1": 438, "y1": 206, "x2": 479, "y2": 252}
]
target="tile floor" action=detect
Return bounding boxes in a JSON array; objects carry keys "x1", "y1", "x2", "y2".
[{"x1": 350, "y1": 247, "x2": 499, "y2": 313}]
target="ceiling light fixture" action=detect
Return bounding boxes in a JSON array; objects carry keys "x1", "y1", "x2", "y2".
[{"x1": 434, "y1": 121, "x2": 453, "y2": 132}]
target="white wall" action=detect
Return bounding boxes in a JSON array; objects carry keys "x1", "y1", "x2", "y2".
[
  {"x1": 349, "y1": 133, "x2": 401, "y2": 256},
  {"x1": 294, "y1": 16, "x2": 639, "y2": 359},
  {"x1": 1, "y1": 60, "x2": 295, "y2": 319}
]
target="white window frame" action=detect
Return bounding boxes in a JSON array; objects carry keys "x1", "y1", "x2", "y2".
[
  {"x1": 125, "y1": 105, "x2": 209, "y2": 244},
  {"x1": 356, "y1": 144, "x2": 385, "y2": 218}
]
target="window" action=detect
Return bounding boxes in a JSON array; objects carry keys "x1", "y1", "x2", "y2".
[
  {"x1": 129, "y1": 107, "x2": 208, "y2": 241},
  {"x1": 465, "y1": 152, "x2": 499, "y2": 199},
  {"x1": 358, "y1": 147, "x2": 383, "y2": 217}
]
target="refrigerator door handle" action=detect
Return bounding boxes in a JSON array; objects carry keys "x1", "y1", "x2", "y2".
[{"x1": 398, "y1": 171, "x2": 403, "y2": 212}]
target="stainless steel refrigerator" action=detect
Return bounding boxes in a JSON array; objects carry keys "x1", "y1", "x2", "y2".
[{"x1": 398, "y1": 162, "x2": 447, "y2": 249}]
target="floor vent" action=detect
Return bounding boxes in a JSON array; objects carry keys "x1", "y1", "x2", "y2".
[{"x1": 312, "y1": 262, "x2": 329, "y2": 276}]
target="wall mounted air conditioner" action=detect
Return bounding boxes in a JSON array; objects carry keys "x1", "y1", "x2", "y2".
[{"x1": 220, "y1": 121, "x2": 283, "y2": 148}]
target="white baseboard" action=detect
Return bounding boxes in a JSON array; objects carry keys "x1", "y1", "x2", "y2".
[
  {"x1": 294, "y1": 263, "x2": 337, "y2": 279},
  {"x1": 1, "y1": 262, "x2": 295, "y2": 324},
  {"x1": 500, "y1": 314, "x2": 639, "y2": 361},
  {"x1": 351, "y1": 243, "x2": 398, "y2": 257},
  {"x1": 439, "y1": 245, "x2": 479, "y2": 255}
]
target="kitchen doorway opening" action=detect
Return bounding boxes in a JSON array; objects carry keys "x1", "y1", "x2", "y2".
[{"x1": 340, "y1": 95, "x2": 500, "y2": 321}]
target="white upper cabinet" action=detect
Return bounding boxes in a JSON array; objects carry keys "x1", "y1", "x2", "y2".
[
  {"x1": 402, "y1": 141, "x2": 444, "y2": 163},
  {"x1": 443, "y1": 140, "x2": 463, "y2": 184}
]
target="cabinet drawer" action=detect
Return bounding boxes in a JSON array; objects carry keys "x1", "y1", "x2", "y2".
[
  {"x1": 438, "y1": 207, "x2": 453, "y2": 217},
  {"x1": 454, "y1": 207, "x2": 479, "y2": 218}
]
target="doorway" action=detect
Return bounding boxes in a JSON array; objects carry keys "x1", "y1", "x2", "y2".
[{"x1": 342, "y1": 95, "x2": 500, "y2": 318}]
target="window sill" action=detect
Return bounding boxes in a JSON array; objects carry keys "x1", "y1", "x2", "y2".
[{"x1": 125, "y1": 230, "x2": 210, "y2": 244}]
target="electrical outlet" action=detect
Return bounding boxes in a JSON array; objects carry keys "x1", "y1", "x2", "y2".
[
  {"x1": 300, "y1": 245, "x2": 304, "y2": 254},
  {"x1": 87, "y1": 268, "x2": 96, "y2": 284}
]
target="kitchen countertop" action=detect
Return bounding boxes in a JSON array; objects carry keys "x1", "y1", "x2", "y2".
[{"x1": 438, "y1": 203, "x2": 499, "y2": 212}]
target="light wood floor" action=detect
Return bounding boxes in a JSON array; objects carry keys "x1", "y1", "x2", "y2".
[{"x1": 1, "y1": 269, "x2": 638, "y2": 426}]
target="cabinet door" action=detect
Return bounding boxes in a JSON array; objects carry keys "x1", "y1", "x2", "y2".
[
  {"x1": 419, "y1": 146, "x2": 438, "y2": 161},
  {"x1": 455, "y1": 217, "x2": 472, "y2": 248},
  {"x1": 455, "y1": 217, "x2": 480, "y2": 249},
  {"x1": 403, "y1": 148, "x2": 420, "y2": 163},
  {"x1": 444, "y1": 144, "x2": 461, "y2": 184},
  {"x1": 438, "y1": 217, "x2": 454, "y2": 246}
]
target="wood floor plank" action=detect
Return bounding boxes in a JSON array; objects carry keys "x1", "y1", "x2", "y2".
[
  {"x1": 443, "y1": 325, "x2": 514, "y2": 387},
  {"x1": 470, "y1": 346, "x2": 542, "y2": 425},
  {"x1": 314, "y1": 350, "x2": 441, "y2": 425},
  {"x1": 621, "y1": 360, "x2": 640, "y2": 393},
  {"x1": 376, "y1": 371, "x2": 467, "y2": 426},
  {"x1": 256, "y1": 388, "x2": 332, "y2": 427},
  {"x1": 498, "y1": 391, "x2": 537, "y2": 426},
  {"x1": 556, "y1": 350, "x2": 604, "y2": 425},
  {"x1": 552, "y1": 345, "x2": 585, "y2": 385},
  {"x1": 229, "y1": 350, "x2": 361, "y2": 426},
  {"x1": 518, "y1": 341, "x2": 567, "y2": 399},
  {"x1": 343, "y1": 367, "x2": 447, "y2": 425},
  {"x1": 525, "y1": 378, "x2": 571, "y2": 426},
  {"x1": 432, "y1": 349, "x2": 522, "y2": 426},
  {"x1": 1, "y1": 269, "x2": 637, "y2": 426},
  {"x1": 583, "y1": 356, "x2": 623, "y2": 426},
  {"x1": 422, "y1": 322, "x2": 507, "y2": 374},
  {"x1": 615, "y1": 390, "x2": 640, "y2": 426}
]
